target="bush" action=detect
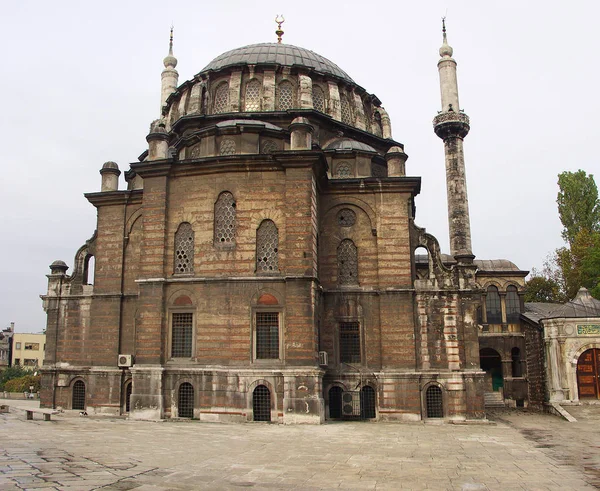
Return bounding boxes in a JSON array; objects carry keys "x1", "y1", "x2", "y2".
[
  {"x1": 3, "y1": 374, "x2": 41, "y2": 393},
  {"x1": 0, "y1": 366, "x2": 32, "y2": 390}
]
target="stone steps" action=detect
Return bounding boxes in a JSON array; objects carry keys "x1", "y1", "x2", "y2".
[{"x1": 484, "y1": 391, "x2": 505, "y2": 407}]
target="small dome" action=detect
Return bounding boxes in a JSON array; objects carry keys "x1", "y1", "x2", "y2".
[
  {"x1": 49, "y1": 260, "x2": 68, "y2": 273},
  {"x1": 387, "y1": 146, "x2": 405, "y2": 155},
  {"x1": 102, "y1": 161, "x2": 119, "y2": 170},
  {"x1": 325, "y1": 138, "x2": 377, "y2": 153},
  {"x1": 200, "y1": 43, "x2": 354, "y2": 83}
]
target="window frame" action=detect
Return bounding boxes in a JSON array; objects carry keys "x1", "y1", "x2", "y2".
[
  {"x1": 252, "y1": 307, "x2": 284, "y2": 363},
  {"x1": 173, "y1": 222, "x2": 195, "y2": 275},
  {"x1": 255, "y1": 219, "x2": 279, "y2": 274},
  {"x1": 168, "y1": 309, "x2": 196, "y2": 362},
  {"x1": 485, "y1": 286, "x2": 502, "y2": 324},
  {"x1": 337, "y1": 319, "x2": 363, "y2": 365}
]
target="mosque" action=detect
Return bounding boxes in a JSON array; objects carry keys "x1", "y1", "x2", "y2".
[{"x1": 40, "y1": 21, "x2": 533, "y2": 422}]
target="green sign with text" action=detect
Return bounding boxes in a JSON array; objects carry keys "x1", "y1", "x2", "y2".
[{"x1": 577, "y1": 324, "x2": 600, "y2": 335}]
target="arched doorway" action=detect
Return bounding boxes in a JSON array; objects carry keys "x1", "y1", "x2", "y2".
[
  {"x1": 178, "y1": 382, "x2": 194, "y2": 418},
  {"x1": 577, "y1": 349, "x2": 600, "y2": 399},
  {"x1": 480, "y1": 348, "x2": 503, "y2": 391},
  {"x1": 425, "y1": 386, "x2": 443, "y2": 418},
  {"x1": 253, "y1": 385, "x2": 271, "y2": 422},
  {"x1": 329, "y1": 386, "x2": 343, "y2": 419},
  {"x1": 72, "y1": 380, "x2": 86, "y2": 410}
]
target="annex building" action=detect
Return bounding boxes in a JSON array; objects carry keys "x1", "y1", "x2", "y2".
[{"x1": 40, "y1": 23, "x2": 532, "y2": 422}]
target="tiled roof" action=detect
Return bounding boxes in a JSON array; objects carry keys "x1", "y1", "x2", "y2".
[
  {"x1": 523, "y1": 288, "x2": 600, "y2": 323},
  {"x1": 200, "y1": 43, "x2": 354, "y2": 83}
]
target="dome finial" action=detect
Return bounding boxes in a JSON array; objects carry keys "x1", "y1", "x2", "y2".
[
  {"x1": 163, "y1": 26, "x2": 178, "y2": 68},
  {"x1": 275, "y1": 15, "x2": 285, "y2": 44},
  {"x1": 169, "y1": 25, "x2": 174, "y2": 55},
  {"x1": 439, "y1": 17, "x2": 453, "y2": 57}
]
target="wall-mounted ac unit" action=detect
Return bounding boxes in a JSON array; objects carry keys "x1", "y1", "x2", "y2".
[
  {"x1": 118, "y1": 354, "x2": 133, "y2": 368},
  {"x1": 342, "y1": 391, "x2": 360, "y2": 418},
  {"x1": 318, "y1": 351, "x2": 328, "y2": 367}
]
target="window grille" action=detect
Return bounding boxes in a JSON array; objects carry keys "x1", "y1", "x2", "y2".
[
  {"x1": 261, "y1": 140, "x2": 278, "y2": 154},
  {"x1": 338, "y1": 239, "x2": 358, "y2": 285},
  {"x1": 178, "y1": 382, "x2": 194, "y2": 418},
  {"x1": 337, "y1": 208, "x2": 356, "y2": 227},
  {"x1": 125, "y1": 382, "x2": 132, "y2": 413},
  {"x1": 213, "y1": 82, "x2": 229, "y2": 114},
  {"x1": 277, "y1": 81, "x2": 293, "y2": 110},
  {"x1": 329, "y1": 386, "x2": 343, "y2": 419},
  {"x1": 174, "y1": 222, "x2": 194, "y2": 274},
  {"x1": 313, "y1": 86, "x2": 325, "y2": 113},
  {"x1": 340, "y1": 322, "x2": 360, "y2": 364},
  {"x1": 220, "y1": 139, "x2": 236, "y2": 156},
  {"x1": 361, "y1": 386, "x2": 376, "y2": 419},
  {"x1": 506, "y1": 286, "x2": 521, "y2": 323},
  {"x1": 426, "y1": 386, "x2": 443, "y2": 418},
  {"x1": 72, "y1": 380, "x2": 86, "y2": 410},
  {"x1": 253, "y1": 385, "x2": 271, "y2": 421},
  {"x1": 171, "y1": 312, "x2": 193, "y2": 358},
  {"x1": 340, "y1": 96, "x2": 352, "y2": 125},
  {"x1": 245, "y1": 79, "x2": 261, "y2": 111},
  {"x1": 214, "y1": 191, "x2": 236, "y2": 245},
  {"x1": 256, "y1": 220, "x2": 279, "y2": 273},
  {"x1": 335, "y1": 162, "x2": 353, "y2": 179},
  {"x1": 256, "y1": 312, "x2": 279, "y2": 359},
  {"x1": 373, "y1": 112, "x2": 383, "y2": 137},
  {"x1": 486, "y1": 286, "x2": 502, "y2": 324}
]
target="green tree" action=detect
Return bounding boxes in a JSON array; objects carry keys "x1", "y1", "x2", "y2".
[
  {"x1": 524, "y1": 275, "x2": 563, "y2": 303},
  {"x1": 0, "y1": 365, "x2": 32, "y2": 390},
  {"x1": 557, "y1": 170, "x2": 600, "y2": 245}
]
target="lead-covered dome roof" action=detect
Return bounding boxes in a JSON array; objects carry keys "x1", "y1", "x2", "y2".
[{"x1": 200, "y1": 43, "x2": 354, "y2": 83}]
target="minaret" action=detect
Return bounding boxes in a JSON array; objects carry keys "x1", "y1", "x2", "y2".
[
  {"x1": 433, "y1": 19, "x2": 474, "y2": 262},
  {"x1": 160, "y1": 27, "x2": 179, "y2": 114}
]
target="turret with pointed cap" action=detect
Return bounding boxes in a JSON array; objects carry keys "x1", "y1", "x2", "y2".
[
  {"x1": 433, "y1": 19, "x2": 474, "y2": 262},
  {"x1": 160, "y1": 27, "x2": 179, "y2": 115}
]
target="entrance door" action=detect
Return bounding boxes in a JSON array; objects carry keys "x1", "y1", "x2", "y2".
[
  {"x1": 577, "y1": 349, "x2": 600, "y2": 399},
  {"x1": 480, "y1": 348, "x2": 503, "y2": 391}
]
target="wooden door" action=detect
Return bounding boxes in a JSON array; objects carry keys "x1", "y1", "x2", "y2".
[{"x1": 577, "y1": 349, "x2": 600, "y2": 399}]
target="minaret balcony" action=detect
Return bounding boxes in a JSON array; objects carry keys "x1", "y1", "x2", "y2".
[{"x1": 433, "y1": 111, "x2": 470, "y2": 139}]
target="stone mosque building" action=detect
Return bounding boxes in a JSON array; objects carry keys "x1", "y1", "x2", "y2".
[{"x1": 40, "y1": 22, "x2": 534, "y2": 422}]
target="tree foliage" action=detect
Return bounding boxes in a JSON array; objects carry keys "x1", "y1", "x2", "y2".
[
  {"x1": 0, "y1": 365, "x2": 33, "y2": 391},
  {"x1": 557, "y1": 170, "x2": 600, "y2": 245},
  {"x1": 3, "y1": 374, "x2": 40, "y2": 393},
  {"x1": 524, "y1": 274, "x2": 563, "y2": 303}
]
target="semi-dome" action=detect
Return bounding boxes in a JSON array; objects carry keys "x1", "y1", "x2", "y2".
[{"x1": 200, "y1": 43, "x2": 354, "y2": 83}]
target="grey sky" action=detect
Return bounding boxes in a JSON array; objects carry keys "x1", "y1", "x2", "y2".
[{"x1": 2, "y1": 1, "x2": 597, "y2": 333}]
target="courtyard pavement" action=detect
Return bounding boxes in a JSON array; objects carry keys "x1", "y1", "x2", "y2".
[{"x1": 0, "y1": 399, "x2": 599, "y2": 490}]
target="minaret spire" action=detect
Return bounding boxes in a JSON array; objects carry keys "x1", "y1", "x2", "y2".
[
  {"x1": 160, "y1": 26, "x2": 179, "y2": 115},
  {"x1": 433, "y1": 19, "x2": 474, "y2": 261}
]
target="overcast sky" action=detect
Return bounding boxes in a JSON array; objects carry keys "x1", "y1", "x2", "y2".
[{"x1": 1, "y1": 1, "x2": 598, "y2": 333}]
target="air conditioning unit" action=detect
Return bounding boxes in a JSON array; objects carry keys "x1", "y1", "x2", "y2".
[
  {"x1": 342, "y1": 391, "x2": 360, "y2": 418},
  {"x1": 318, "y1": 351, "x2": 328, "y2": 367},
  {"x1": 118, "y1": 354, "x2": 133, "y2": 368}
]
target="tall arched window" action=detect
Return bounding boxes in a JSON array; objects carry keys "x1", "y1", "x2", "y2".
[
  {"x1": 213, "y1": 82, "x2": 229, "y2": 114},
  {"x1": 72, "y1": 380, "x2": 86, "y2": 410},
  {"x1": 277, "y1": 81, "x2": 293, "y2": 110},
  {"x1": 244, "y1": 79, "x2": 261, "y2": 111},
  {"x1": 313, "y1": 86, "x2": 325, "y2": 113},
  {"x1": 214, "y1": 191, "x2": 236, "y2": 246},
  {"x1": 83, "y1": 255, "x2": 95, "y2": 285},
  {"x1": 253, "y1": 385, "x2": 271, "y2": 421},
  {"x1": 506, "y1": 286, "x2": 521, "y2": 323},
  {"x1": 256, "y1": 220, "x2": 279, "y2": 273},
  {"x1": 178, "y1": 382, "x2": 194, "y2": 418},
  {"x1": 486, "y1": 286, "x2": 502, "y2": 324},
  {"x1": 338, "y1": 239, "x2": 358, "y2": 285},
  {"x1": 340, "y1": 95, "x2": 352, "y2": 125},
  {"x1": 174, "y1": 222, "x2": 194, "y2": 274}
]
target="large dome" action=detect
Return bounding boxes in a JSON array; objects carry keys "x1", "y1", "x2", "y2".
[{"x1": 199, "y1": 43, "x2": 354, "y2": 84}]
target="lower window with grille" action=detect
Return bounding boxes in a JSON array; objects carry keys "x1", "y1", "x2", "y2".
[
  {"x1": 171, "y1": 312, "x2": 193, "y2": 358},
  {"x1": 340, "y1": 322, "x2": 361, "y2": 364},
  {"x1": 256, "y1": 312, "x2": 279, "y2": 359}
]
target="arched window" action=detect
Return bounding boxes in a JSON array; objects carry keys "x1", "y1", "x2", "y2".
[
  {"x1": 213, "y1": 82, "x2": 229, "y2": 114},
  {"x1": 329, "y1": 386, "x2": 343, "y2": 419},
  {"x1": 338, "y1": 239, "x2": 358, "y2": 285},
  {"x1": 373, "y1": 111, "x2": 383, "y2": 137},
  {"x1": 124, "y1": 381, "x2": 132, "y2": 413},
  {"x1": 415, "y1": 246, "x2": 430, "y2": 280},
  {"x1": 511, "y1": 347, "x2": 522, "y2": 377},
  {"x1": 253, "y1": 385, "x2": 271, "y2": 421},
  {"x1": 313, "y1": 86, "x2": 325, "y2": 113},
  {"x1": 244, "y1": 79, "x2": 261, "y2": 111},
  {"x1": 72, "y1": 380, "x2": 86, "y2": 410},
  {"x1": 425, "y1": 386, "x2": 443, "y2": 418},
  {"x1": 214, "y1": 191, "x2": 236, "y2": 246},
  {"x1": 178, "y1": 382, "x2": 194, "y2": 418},
  {"x1": 174, "y1": 222, "x2": 194, "y2": 274},
  {"x1": 220, "y1": 139, "x2": 236, "y2": 155},
  {"x1": 340, "y1": 95, "x2": 352, "y2": 125},
  {"x1": 83, "y1": 255, "x2": 95, "y2": 285},
  {"x1": 334, "y1": 162, "x2": 353, "y2": 179},
  {"x1": 277, "y1": 81, "x2": 293, "y2": 110},
  {"x1": 361, "y1": 386, "x2": 376, "y2": 419},
  {"x1": 486, "y1": 286, "x2": 502, "y2": 324},
  {"x1": 256, "y1": 220, "x2": 279, "y2": 273},
  {"x1": 506, "y1": 286, "x2": 521, "y2": 323}
]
